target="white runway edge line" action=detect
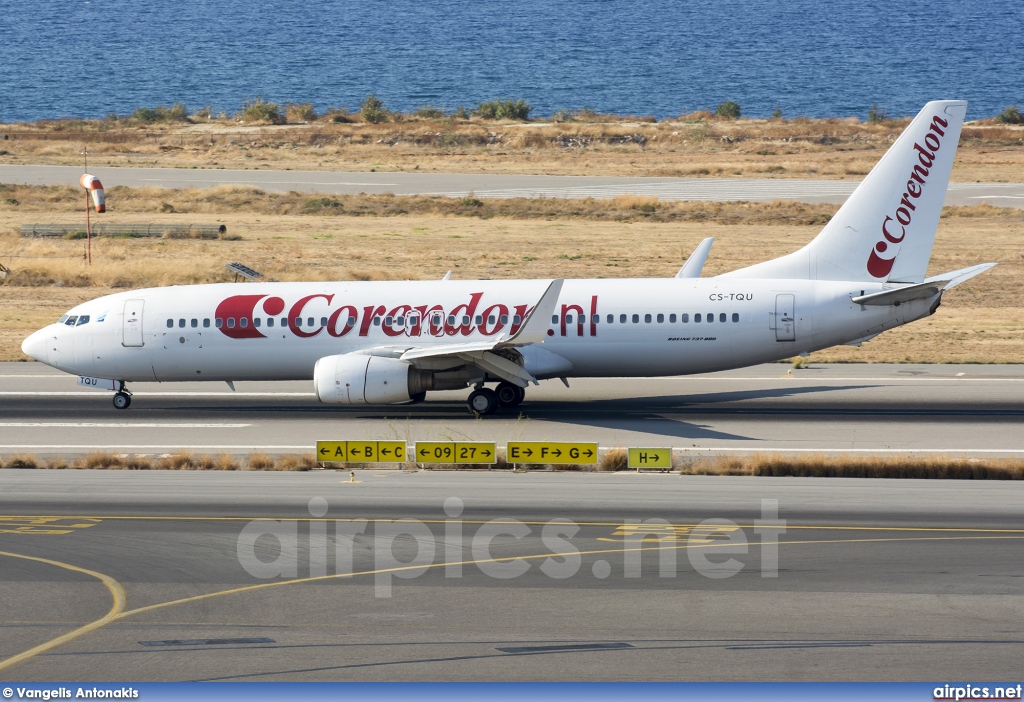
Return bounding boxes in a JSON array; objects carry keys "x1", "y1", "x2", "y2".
[
  {"x1": 0, "y1": 392, "x2": 315, "y2": 397},
  {"x1": 4, "y1": 445, "x2": 1024, "y2": 454}
]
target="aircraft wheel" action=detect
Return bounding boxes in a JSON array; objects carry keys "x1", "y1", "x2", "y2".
[
  {"x1": 112, "y1": 392, "x2": 131, "y2": 410},
  {"x1": 467, "y1": 388, "x2": 498, "y2": 415},
  {"x1": 496, "y1": 382, "x2": 525, "y2": 407}
]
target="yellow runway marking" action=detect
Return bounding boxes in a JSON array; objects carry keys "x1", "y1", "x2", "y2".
[
  {"x1": 0, "y1": 551, "x2": 126, "y2": 673},
  {"x1": 1, "y1": 532, "x2": 1022, "y2": 673},
  {"x1": 0, "y1": 517, "x2": 102, "y2": 536}
]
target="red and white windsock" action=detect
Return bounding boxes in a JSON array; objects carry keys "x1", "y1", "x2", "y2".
[{"x1": 79, "y1": 174, "x2": 106, "y2": 213}]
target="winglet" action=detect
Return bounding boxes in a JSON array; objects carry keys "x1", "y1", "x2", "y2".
[
  {"x1": 502, "y1": 279, "x2": 564, "y2": 345},
  {"x1": 675, "y1": 237, "x2": 714, "y2": 278}
]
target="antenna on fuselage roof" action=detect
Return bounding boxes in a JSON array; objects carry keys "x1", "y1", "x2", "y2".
[{"x1": 442, "y1": 271, "x2": 452, "y2": 281}]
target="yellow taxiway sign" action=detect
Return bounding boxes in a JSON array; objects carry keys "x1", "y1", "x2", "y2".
[
  {"x1": 627, "y1": 447, "x2": 672, "y2": 469},
  {"x1": 414, "y1": 441, "x2": 497, "y2": 464},
  {"x1": 506, "y1": 441, "x2": 598, "y2": 465},
  {"x1": 316, "y1": 440, "x2": 406, "y2": 463}
]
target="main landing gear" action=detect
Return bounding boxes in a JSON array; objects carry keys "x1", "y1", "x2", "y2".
[
  {"x1": 112, "y1": 384, "x2": 132, "y2": 410},
  {"x1": 467, "y1": 381, "x2": 526, "y2": 415}
]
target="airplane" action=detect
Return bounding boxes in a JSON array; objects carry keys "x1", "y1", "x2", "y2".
[{"x1": 21, "y1": 100, "x2": 995, "y2": 415}]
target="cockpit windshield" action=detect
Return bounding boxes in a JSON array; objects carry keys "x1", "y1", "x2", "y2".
[
  {"x1": 65, "y1": 316, "x2": 78, "y2": 326},
  {"x1": 76, "y1": 315, "x2": 90, "y2": 326}
]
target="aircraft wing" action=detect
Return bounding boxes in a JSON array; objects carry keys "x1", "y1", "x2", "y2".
[{"x1": 364, "y1": 279, "x2": 564, "y2": 387}]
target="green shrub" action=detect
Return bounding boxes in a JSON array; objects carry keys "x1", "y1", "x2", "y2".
[
  {"x1": 474, "y1": 98, "x2": 532, "y2": 120},
  {"x1": 715, "y1": 101, "x2": 741, "y2": 119},
  {"x1": 129, "y1": 103, "x2": 190, "y2": 124},
  {"x1": 867, "y1": 103, "x2": 888, "y2": 122},
  {"x1": 996, "y1": 105, "x2": 1023, "y2": 124},
  {"x1": 361, "y1": 94, "x2": 389, "y2": 123},
  {"x1": 413, "y1": 105, "x2": 445, "y2": 119},
  {"x1": 238, "y1": 96, "x2": 285, "y2": 124},
  {"x1": 453, "y1": 105, "x2": 471, "y2": 120},
  {"x1": 286, "y1": 102, "x2": 317, "y2": 122}
]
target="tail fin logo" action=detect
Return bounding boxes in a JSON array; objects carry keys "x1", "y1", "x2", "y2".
[{"x1": 866, "y1": 113, "x2": 948, "y2": 279}]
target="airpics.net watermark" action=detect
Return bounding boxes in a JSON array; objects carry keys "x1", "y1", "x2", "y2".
[{"x1": 236, "y1": 497, "x2": 786, "y2": 597}]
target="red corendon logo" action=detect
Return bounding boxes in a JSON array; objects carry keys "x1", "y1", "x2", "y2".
[
  {"x1": 867, "y1": 113, "x2": 949, "y2": 279},
  {"x1": 213, "y1": 292, "x2": 601, "y2": 339}
]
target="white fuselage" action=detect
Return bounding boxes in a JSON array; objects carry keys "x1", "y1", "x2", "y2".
[{"x1": 24, "y1": 277, "x2": 931, "y2": 384}]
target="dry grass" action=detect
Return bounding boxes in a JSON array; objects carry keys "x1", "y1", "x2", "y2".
[
  {"x1": 1, "y1": 113, "x2": 1021, "y2": 181},
  {"x1": 681, "y1": 453, "x2": 1024, "y2": 480},
  {"x1": 3, "y1": 450, "x2": 1023, "y2": 479}
]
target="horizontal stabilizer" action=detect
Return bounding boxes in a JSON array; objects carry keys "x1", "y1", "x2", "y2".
[
  {"x1": 851, "y1": 263, "x2": 995, "y2": 306},
  {"x1": 852, "y1": 282, "x2": 947, "y2": 306},
  {"x1": 675, "y1": 238, "x2": 714, "y2": 278}
]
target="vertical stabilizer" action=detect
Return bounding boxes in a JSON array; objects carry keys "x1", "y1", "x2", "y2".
[{"x1": 722, "y1": 100, "x2": 967, "y2": 283}]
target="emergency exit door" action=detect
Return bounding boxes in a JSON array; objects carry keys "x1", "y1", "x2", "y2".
[
  {"x1": 122, "y1": 299, "x2": 144, "y2": 347},
  {"x1": 775, "y1": 294, "x2": 795, "y2": 342}
]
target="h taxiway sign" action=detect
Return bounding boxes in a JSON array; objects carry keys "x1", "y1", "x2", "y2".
[{"x1": 627, "y1": 447, "x2": 672, "y2": 469}]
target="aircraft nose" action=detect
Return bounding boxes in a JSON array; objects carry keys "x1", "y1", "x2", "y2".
[{"x1": 21, "y1": 328, "x2": 50, "y2": 363}]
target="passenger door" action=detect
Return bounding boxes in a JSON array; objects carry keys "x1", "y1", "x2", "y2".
[{"x1": 122, "y1": 299, "x2": 144, "y2": 347}]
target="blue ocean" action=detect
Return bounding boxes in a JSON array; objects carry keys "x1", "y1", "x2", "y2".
[{"x1": 1, "y1": 0, "x2": 1021, "y2": 123}]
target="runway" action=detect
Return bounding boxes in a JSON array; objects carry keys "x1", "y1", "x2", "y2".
[
  {"x1": 2, "y1": 362, "x2": 1024, "y2": 457},
  {"x1": 0, "y1": 470, "x2": 1021, "y2": 681},
  {"x1": 2, "y1": 164, "x2": 1024, "y2": 207}
]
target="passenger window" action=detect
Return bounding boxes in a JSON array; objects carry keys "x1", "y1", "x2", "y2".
[
  {"x1": 227, "y1": 318, "x2": 235, "y2": 328},
  {"x1": 240, "y1": 317, "x2": 248, "y2": 328},
  {"x1": 475, "y1": 315, "x2": 482, "y2": 325},
  {"x1": 579, "y1": 315, "x2": 586, "y2": 323},
  {"x1": 409, "y1": 316, "x2": 418, "y2": 326},
  {"x1": 606, "y1": 314, "x2": 613, "y2": 323},
  {"x1": 203, "y1": 319, "x2": 210, "y2": 328},
  {"x1": 566, "y1": 315, "x2": 573, "y2": 324},
  {"x1": 267, "y1": 318, "x2": 274, "y2": 328},
  {"x1": 657, "y1": 313, "x2": 664, "y2": 323},
  {"x1": 694, "y1": 314, "x2": 701, "y2": 323},
  {"x1": 254, "y1": 318, "x2": 261, "y2": 328},
  {"x1": 215, "y1": 318, "x2": 223, "y2": 328},
  {"x1": 732, "y1": 313, "x2": 740, "y2": 323},
  {"x1": 644, "y1": 314, "x2": 652, "y2": 323},
  {"x1": 632, "y1": 314, "x2": 639, "y2": 323},
  {"x1": 397, "y1": 316, "x2": 405, "y2": 326},
  {"x1": 191, "y1": 319, "x2": 198, "y2": 328},
  {"x1": 620, "y1": 314, "x2": 627, "y2": 324},
  {"x1": 670, "y1": 313, "x2": 677, "y2": 323},
  {"x1": 592, "y1": 315, "x2": 599, "y2": 324},
  {"x1": 321, "y1": 317, "x2": 329, "y2": 327},
  {"x1": 373, "y1": 317, "x2": 381, "y2": 326},
  {"x1": 307, "y1": 317, "x2": 314, "y2": 327},
  {"x1": 294, "y1": 318, "x2": 302, "y2": 327},
  {"x1": 513, "y1": 315, "x2": 522, "y2": 324},
  {"x1": 551, "y1": 315, "x2": 558, "y2": 324},
  {"x1": 166, "y1": 319, "x2": 173, "y2": 328},
  {"x1": 178, "y1": 319, "x2": 185, "y2": 328},
  {"x1": 682, "y1": 313, "x2": 689, "y2": 323},
  {"x1": 76, "y1": 315, "x2": 90, "y2": 326},
  {"x1": 449, "y1": 315, "x2": 456, "y2": 326},
  {"x1": 707, "y1": 313, "x2": 714, "y2": 323},
  {"x1": 718, "y1": 313, "x2": 725, "y2": 323},
  {"x1": 281, "y1": 318, "x2": 288, "y2": 327},
  {"x1": 462, "y1": 315, "x2": 469, "y2": 325},
  {"x1": 348, "y1": 317, "x2": 356, "y2": 327},
  {"x1": 500, "y1": 315, "x2": 508, "y2": 324},
  {"x1": 385, "y1": 316, "x2": 394, "y2": 326}
]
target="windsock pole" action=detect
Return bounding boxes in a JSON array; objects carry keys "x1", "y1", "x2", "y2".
[{"x1": 84, "y1": 148, "x2": 91, "y2": 264}]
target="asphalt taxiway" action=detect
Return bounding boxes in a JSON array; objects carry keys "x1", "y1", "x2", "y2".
[
  {"x1": 2, "y1": 362, "x2": 1024, "y2": 458},
  {"x1": 0, "y1": 470, "x2": 1021, "y2": 681}
]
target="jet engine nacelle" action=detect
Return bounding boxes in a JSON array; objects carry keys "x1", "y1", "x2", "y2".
[{"x1": 313, "y1": 354, "x2": 432, "y2": 405}]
